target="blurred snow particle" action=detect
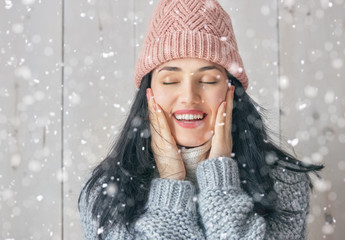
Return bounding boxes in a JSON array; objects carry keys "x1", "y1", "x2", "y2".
[
  {"x1": 314, "y1": 178, "x2": 331, "y2": 192},
  {"x1": 56, "y1": 169, "x2": 68, "y2": 182},
  {"x1": 12, "y1": 206, "x2": 21, "y2": 216},
  {"x1": 114, "y1": 103, "x2": 120, "y2": 109},
  {"x1": 23, "y1": 94, "x2": 35, "y2": 105},
  {"x1": 287, "y1": 138, "x2": 299, "y2": 147},
  {"x1": 311, "y1": 152, "x2": 323, "y2": 164},
  {"x1": 36, "y1": 195, "x2": 44, "y2": 202},
  {"x1": 31, "y1": 34, "x2": 41, "y2": 44},
  {"x1": 324, "y1": 91, "x2": 335, "y2": 104},
  {"x1": 44, "y1": 47, "x2": 54, "y2": 56},
  {"x1": 140, "y1": 129, "x2": 150, "y2": 138},
  {"x1": 283, "y1": 0, "x2": 295, "y2": 8},
  {"x1": 205, "y1": 0, "x2": 216, "y2": 10},
  {"x1": 14, "y1": 66, "x2": 32, "y2": 80},
  {"x1": 131, "y1": 116, "x2": 142, "y2": 127},
  {"x1": 106, "y1": 183, "x2": 118, "y2": 197},
  {"x1": 320, "y1": 0, "x2": 332, "y2": 9},
  {"x1": 97, "y1": 227, "x2": 104, "y2": 235},
  {"x1": 2, "y1": 189, "x2": 13, "y2": 200},
  {"x1": 304, "y1": 85, "x2": 318, "y2": 98},
  {"x1": 220, "y1": 36, "x2": 227, "y2": 41},
  {"x1": 322, "y1": 223, "x2": 334, "y2": 235},
  {"x1": 246, "y1": 29, "x2": 255, "y2": 38},
  {"x1": 22, "y1": 0, "x2": 36, "y2": 5},
  {"x1": 279, "y1": 75, "x2": 289, "y2": 89},
  {"x1": 5, "y1": 0, "x2": 13, "y2": 9},
  {"x1": 12, "y1": 23, "x2": 24, "y2": 34},
  {"x1": 84, "y1": 56, "x2": 93, "y2": 65},
  {"x1": 28, "y1": 160, "x2": 41, "y2": 172},
  {"x1": 260, "y1": 5, "x2": 270, "y2": 16},
  {"x1": 332, "y1": 58, "x2": 343, "y2": 69},
  {"x1": 102, "y1": 51, "x2": 115, "y2": 58},
  {"x1": 315, "y1": 9, "x2": 324, "y2": 18},
  {"x1": 11, "y1": 154, "x2": 21, "y2": 168},
  {"x1": 34, "y1": 91, "x2": 45, "y2": 101},
  {"x1": 265, "y1": 152, "x2": 277, "y2": 165},
  {"x1": 68, "y1": 92, "x2": 81, "y2": 105},
  {"x1": 296, "y1": 101, "x2": 307, "y2": 111},
  {"x1": 259, "y1": 87, "x2": 268, "y2": 97}
]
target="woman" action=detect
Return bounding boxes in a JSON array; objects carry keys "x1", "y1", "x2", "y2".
[{"x1": 78, "y1": 0, "x2": 323, "y2": 239}]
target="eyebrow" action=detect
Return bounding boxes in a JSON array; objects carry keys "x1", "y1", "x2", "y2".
[{"x1": 158, "y1": 65, "x2": 223, "y2": 74}]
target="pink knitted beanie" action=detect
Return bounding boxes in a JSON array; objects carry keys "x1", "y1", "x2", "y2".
[{"x1": 134, "y1": 0, "x2": 249, "y2": 91}]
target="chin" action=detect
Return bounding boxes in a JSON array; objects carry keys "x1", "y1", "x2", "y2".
[
  {"x1": 175, "y1": 137, "x2": 206, "y2": 148},
  {"x1": 175, "y1": 130, "x2": 213, "y2": 148}
]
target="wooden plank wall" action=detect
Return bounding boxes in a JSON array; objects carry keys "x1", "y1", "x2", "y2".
[{"x1": 1, "y1": 0, "x2": 344, "y2": 239}]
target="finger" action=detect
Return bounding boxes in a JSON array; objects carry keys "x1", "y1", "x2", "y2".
[
  {"x1": 147, "y1": 88, "x2": 160, "y2": 135},
  {"x1": 214, "y1": 101, "x2": 227, "y2": 139},
  {"x1": 148, "y1": 89, "x2": 176, "y2": 148},
  {"x1": 224, "y1": 86, "x2": 234, "y2": 128},
  {"x1": 154, "y1": 102, "x2": 177, "y2": 148}
]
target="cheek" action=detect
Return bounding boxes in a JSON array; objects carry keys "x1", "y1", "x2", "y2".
[
  {"x1": 204, "y1": 88, "x2": 227, "y2": 112},
  {"x1": 152, "y1": 88, "x2": 173, "y2": 113}
]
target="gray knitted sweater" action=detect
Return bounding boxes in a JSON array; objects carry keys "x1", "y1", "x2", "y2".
[{"x1": 79, "y1": 156, "x2": 310, "y2": 240}]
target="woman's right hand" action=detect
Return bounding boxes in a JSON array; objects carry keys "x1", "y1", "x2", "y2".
[{"x1": 146, "y1": 88, "x2": 186, "y2": 180}]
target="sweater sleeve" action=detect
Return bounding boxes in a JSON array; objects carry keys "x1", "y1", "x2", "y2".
[
  {"x1": 79, "y1": 177, "x2": 206, "y2": 240},
  {"x1": 264, "y1": 165, "x2": 311, "y2": 240},
  {"x1": 196, "y1": 157, "x2": 266, "y2": 240}
]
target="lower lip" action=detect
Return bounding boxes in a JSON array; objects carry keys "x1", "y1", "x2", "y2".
[{"x1": 173, "y1": 115, "x2": 206, "y2": 128}]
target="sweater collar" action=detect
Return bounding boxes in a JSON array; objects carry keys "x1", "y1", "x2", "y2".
[{"x1": 177, "y1": 140, "x2": 212, "y2": 186}]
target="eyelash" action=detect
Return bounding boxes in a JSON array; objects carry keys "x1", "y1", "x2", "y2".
[{"x1": 163, "y1": 82, "x2": 217, "y2": 85}]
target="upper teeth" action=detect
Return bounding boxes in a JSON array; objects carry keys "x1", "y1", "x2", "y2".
[{"x1": 174, "y1": 114, "x2": 204, "y2": 120}]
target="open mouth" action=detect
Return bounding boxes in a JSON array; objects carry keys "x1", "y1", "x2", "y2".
[{"x1": 173, "y1": 113, "x2": 207, "y2": 122}]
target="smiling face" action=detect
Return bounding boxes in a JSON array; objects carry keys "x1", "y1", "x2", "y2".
[{"x1": 151, "y1": 58, "x2": 230, "y2": 147}]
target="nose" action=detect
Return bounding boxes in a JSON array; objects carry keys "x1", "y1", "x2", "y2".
[{"x1": 179, "y1": 80, "x2": 201, "y2": 105}]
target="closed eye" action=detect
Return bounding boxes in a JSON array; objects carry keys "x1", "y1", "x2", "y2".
[
  {"x1": 162, "y1": 82, "x2": 177, "y2": 85},
  {"x1": 201, "y1": 82, "x2": 217, "y2": 84}
]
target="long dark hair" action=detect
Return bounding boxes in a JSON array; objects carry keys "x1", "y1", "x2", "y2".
[{"x1": 78, "y1": 70, "x2": 324, "y2": 239}]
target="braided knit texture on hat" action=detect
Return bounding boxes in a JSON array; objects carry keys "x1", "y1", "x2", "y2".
[{"x1": 134, "y1": 0, "x2": 249, "y2": 90}]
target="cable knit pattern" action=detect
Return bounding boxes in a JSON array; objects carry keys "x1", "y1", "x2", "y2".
[
  {"x1": 264, "y1": 165, "x2": 310, "y2": 240},
  {"x1": 196, "y1": 157, "x2": 266, "y2": 239},
  {"x1": 79, "y1": 157, "x2": 311, "y2": 239},
  {"x1": 134, "y1": 0, "x2": 249, "y2": 90}
]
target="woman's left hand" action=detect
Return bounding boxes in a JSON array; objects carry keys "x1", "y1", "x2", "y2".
[{"x1": 206, "y1": 85, "x2": 235, "y2": 160}]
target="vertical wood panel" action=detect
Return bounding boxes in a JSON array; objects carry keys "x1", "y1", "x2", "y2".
[
  {"x1": 279, "y1": 1, "x2": 345, "y2": 239},
  {"x1": 0, "y1": 1, "x2": 62, "y2": 239},
  {"x1": 63, "y1": 0, "x2": 135, "y2": 239}
]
